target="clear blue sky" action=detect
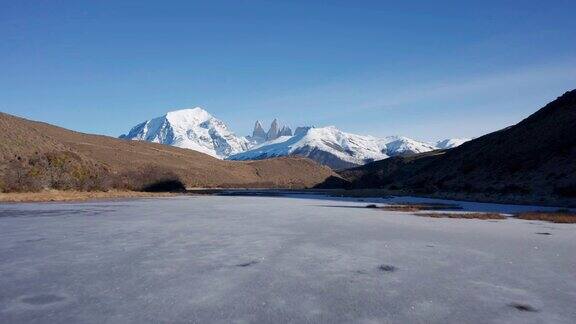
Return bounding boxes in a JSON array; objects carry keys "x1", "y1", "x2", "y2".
[{"x1": 1, "y1": 0, "x2": 575, "y2": 141}]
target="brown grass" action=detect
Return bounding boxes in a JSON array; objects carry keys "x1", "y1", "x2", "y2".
[
  {"x1": 516, "y1": 211, "x2": 576, "y2": 223},
  {"x1": 373, "y1": 203, "x2": 462, "y2": 212},
  {"x1": 0, "y1": 190, "x2": 176, "y2": 203},
  {"x1": 416, "y1": 212, "x2": 506, "y2": 220}
]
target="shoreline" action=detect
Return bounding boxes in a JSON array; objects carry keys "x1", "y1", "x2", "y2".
[
  {"x1": 1, "y1": 188, "x2": 573, "y2": 209},
  {"x1": 314, "y1": 189, "x2": 575, "y2": 209},
  {"x1": 188, "y1": 188, "x2": 575, "y2": 209},
  {"x1": 0, "y1": 190, "x2": 179, "y2": 203}
]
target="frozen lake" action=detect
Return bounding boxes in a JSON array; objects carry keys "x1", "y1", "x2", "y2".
[{"x1": 1, "y1": 195, "x2": 575, "y2": 323}]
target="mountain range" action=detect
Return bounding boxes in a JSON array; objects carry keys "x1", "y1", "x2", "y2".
[
  {"x1": 1, "y1": 89, "x2": 573, "y2": 206},
  {"x1": 229, "y1": 126, "x2": 438, "y2": 169},
  {"x1": 120, "y1": 108, "x2": 469, "y2": 169}
]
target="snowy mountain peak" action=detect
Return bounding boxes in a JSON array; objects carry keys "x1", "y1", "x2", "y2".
[
  {"x1": 120, "y1": 107, "x2": 248, "y2": 159},
  {"x1": 279, "y1": 125, "x2": 293, "y2": 137},
  {"x1": 435, "y1": 138, "x2": 471, "y2": 149},
  {"x1": 252, "y1": 120, "x2": 267, "y2": 140},
  {"x1": 164, "y1": 107, "x2": 213, "y2": 123},
  {"x1": 294, "y1": 126, "x2": 312, "y2": 136}
]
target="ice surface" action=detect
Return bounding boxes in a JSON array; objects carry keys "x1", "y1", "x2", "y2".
[{"x1": 1, "y1": 195, "x2": 575, "y2": 323}]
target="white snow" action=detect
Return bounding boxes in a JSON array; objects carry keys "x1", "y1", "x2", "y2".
[
  {"x1": 120, "y1": 107, "x2": 249, "y2": 159},
  {"x1": 229, "y1": 126, "x2": 437, "y2": 166},
  {"x1": 1, "y1": 195, "x2": 575, "y2": 323},
  {"x1": 435, "y1": 138, "x2": 471, "y2": 149}
]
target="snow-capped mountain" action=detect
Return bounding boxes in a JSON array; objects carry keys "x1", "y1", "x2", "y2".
[
  {"x1": 435, "y1": 138, "x2": 471, "y2": 149},
  {"x1": 228, "y1": 126, "x2": 437, "y2": 169},
  {"x1": 119, "y1": 108, "x2": 249, "y2": 159}
]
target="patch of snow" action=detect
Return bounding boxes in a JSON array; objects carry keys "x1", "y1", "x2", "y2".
[{"x1": 435, "y1": 138, "x2": 471, "y2": 149}]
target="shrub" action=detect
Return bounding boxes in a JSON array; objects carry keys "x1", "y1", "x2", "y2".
[
  {"x1": 1, "y1": 152, "x2": 114, "y2": 192},
  {"x1": 1, "y1": 159, "x2": 43, "y2": 192},
  {"x1": 0, "y1": 153, "x2": 188, "y2": 193}
]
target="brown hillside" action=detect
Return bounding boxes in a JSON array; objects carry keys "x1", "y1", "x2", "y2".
[{"x1": 0, "y1": 112, "x2": 336, "y2": 190}]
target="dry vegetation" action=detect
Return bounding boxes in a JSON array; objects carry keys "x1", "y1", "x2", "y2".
[
  {"x1": 1, "y1": 152, "x2": 113, "y2": 192},
  {"x1": 516, "y1": 211, "x2": 576, "y2": 223},
  {"x1": 365, "y1": 203, "x2": 505, "y2": 220},
  {"x1": 415, "y1": 212, "x2": 506, "y2": 220},
  {"x1": 0, "y1": 152, "x2": 186, "y2": 194},
  {"x1": 0, "y1": 190, "x2": 175, "y2": 203},
  {"x1": 366, "y1": 203, "x2": 462, "y2": 212}
]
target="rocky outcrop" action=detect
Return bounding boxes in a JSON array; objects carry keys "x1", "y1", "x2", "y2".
[
  {"x1": 266, "y1": 119, "x2": 280, "y2": 141},
  {"x1": 251, "y1": 120, "x2": 267, "y2": 142},
  {"x1": 279, "y1": 125, "x2": 293, "y2": 137}
]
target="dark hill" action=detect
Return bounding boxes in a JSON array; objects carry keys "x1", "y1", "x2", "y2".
[{"x1": 329, "y1": 90, "x2": 576, "y2": 206}]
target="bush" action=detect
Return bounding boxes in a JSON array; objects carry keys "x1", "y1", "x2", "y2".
[
  {"x1": 1, "y1": 152, "x2": 113, "y2": 192},
  {"x1": 1, "y1": 159, "x2": 43, "y2": 192},
  {"x1": 0, "y1": 153, "x2": 186, "y2": 193}
]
